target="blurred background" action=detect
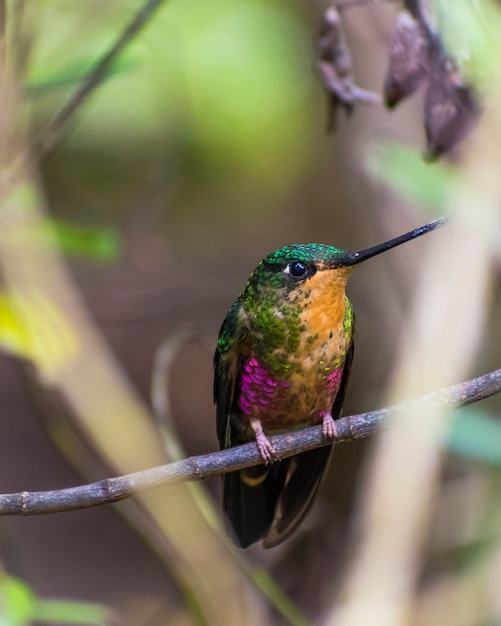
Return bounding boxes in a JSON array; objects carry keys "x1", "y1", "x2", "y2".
[{"x1": 0, "y1": 0, "x2": 500, "y2": 624}]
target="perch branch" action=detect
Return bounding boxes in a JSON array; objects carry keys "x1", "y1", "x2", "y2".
[{"x1": 1, "y1": 368, "x2": 500, "y2": 516}]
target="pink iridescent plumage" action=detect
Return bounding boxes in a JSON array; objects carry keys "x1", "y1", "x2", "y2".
[
  {"x1": 239, "y1": 355, "x2": 288, "y2": 417},
  {"x1": 327, "y1": 367, "x2": 343, "y2": 392}
]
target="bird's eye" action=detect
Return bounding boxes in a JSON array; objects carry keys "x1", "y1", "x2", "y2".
[{"x1": 286, "y1": 261, "x2": 309, "y2": 279}]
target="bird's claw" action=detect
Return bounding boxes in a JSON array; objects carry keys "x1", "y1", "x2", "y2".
[
  {"x1": 255, "y1": 430, "x2": 279, "y2": 464},
  {"x1": 251, "y1": 419, "x2": 279, "y2": 464},
  {"x1": 321, "y1": 411, "x2": 338, "y2": 440}
]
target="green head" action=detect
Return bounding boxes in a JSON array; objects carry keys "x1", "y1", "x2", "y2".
[
  {"x1": 244, "y1": 218, "x2": 445, "y2": 298},
  {"x1": 230, "y1": 218, "x2": 444, "y2": 375}
]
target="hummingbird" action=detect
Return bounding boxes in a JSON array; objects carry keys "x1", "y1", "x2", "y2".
[{"x1": 214, "y1": 218, "x2": 444, "y2": 548}]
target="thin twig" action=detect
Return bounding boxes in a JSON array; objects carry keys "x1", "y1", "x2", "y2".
[
  {"x1": 0, "y1": 368, "x2": 499, "y2": 517},
  {"x1": 151, "y1": 326, "x2": 214, "y2": 461},
  {"x1": 25, "y1": 0, "x2": 169, "y2": 163}
]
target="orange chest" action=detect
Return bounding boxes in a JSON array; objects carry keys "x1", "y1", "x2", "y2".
[
  {"x1": 236, "y1": 271, "x2": 354, "y2": 432},
  {"x1": 293, "y1": 266, "x2": 352, "y2": 355},
  {"x1": 288, "y1": 290, "x2": 353, "y2": 396}
]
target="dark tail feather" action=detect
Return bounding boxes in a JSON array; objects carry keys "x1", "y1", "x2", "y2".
[
  {"x1": 223, "y1": 446, "x2": 333, "y2": 549},
  {"x1": 223, "y1": 461, "x2": 290, "y2": 549},
  {"x1": 262, "y1": 445, "x2": 333, "y2": 549}
]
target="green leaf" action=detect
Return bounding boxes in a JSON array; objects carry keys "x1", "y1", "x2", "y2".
[
  {"x1": 50, "y1": 220, "x2": 120, "y2": 262},
  {"x1": 0, "y1": 576, "x2": 112, "y2": 626},
  {"x1": 447, "y1": 408, "x2": 501, "y2": 466},
  {"x1": 0, "y1": 577, "x2": 36, "y2": 625},
  {"x1": 0, "y1": 289, "x2": 79, "y2": 376},
  {"x1": 366, "y1": 143, "x2": 455, "y2": 210},
  {"x1": 34, "y1": 599, "x2": 112, "y2": 625}
]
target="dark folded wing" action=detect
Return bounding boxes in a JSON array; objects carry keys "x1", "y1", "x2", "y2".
[{"x1": 214, "y1": 301, "x2": 243, "y2": 449}]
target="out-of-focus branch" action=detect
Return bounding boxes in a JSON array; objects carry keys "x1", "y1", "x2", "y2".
[
  {"x1": 1, "y1": 368, "x2": 500, "y2": 517},
  {"x1": 24, "y1": 0, "x2": 170, "y2": 164}
]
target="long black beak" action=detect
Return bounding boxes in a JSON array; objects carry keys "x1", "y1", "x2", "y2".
[{"x1": 340, "y1": 217, "x2": 446, "y2": 266}]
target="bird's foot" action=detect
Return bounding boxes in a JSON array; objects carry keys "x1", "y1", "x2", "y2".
[
  {"x1": 251, "y1": 419, "x2": 279, "y2": 464},
  {"x1": 321, "y1": 411, "x2": 338, "y2": 440}
]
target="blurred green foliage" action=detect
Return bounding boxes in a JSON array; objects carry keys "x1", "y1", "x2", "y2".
[
  {"x1": 29, "y1": 0, "x2": 317, "y2": 201},
  {"x1": 434, "y1": 0, "x2": 501, "y2": 78},
  {"x1": 448, "y1": 408, "x2": 501, "y2": 467},
  {"x1": 367, "y1": 143, "x2": 454, "y2": 211},
  {"x1": 0, "y1": 576, "x2": 111, "y2": 625},
  {"x1": 50, "y1": 220, "x2": 120, "y2": 261}
]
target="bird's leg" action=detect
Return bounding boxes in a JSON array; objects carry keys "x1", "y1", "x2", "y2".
[
  {"x1": 320, "y1": 411, "x2": 338, "y2": 440},
  {"x1": 251, "y1": 419, "x2": 279, "y2": 464}
]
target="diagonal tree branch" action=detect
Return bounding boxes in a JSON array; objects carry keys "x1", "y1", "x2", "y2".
[
  {"x1": 25, "y1": 0, "x2": 170, "y2": 164},
  {"x1": 1, "y1": 368, "x2": 500, "y2": 517}
]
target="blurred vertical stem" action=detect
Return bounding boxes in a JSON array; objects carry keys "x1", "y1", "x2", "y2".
[
  {"x1": 327, "y1": 3, "x2": 501, "y2": 626},
  {"x1": 0, "y1": 4, "x2": 270, "y2": 625}
]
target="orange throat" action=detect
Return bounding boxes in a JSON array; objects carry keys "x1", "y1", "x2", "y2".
[{"x1": 296, "y1": 266, "x2": 352, "y2": 336}]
